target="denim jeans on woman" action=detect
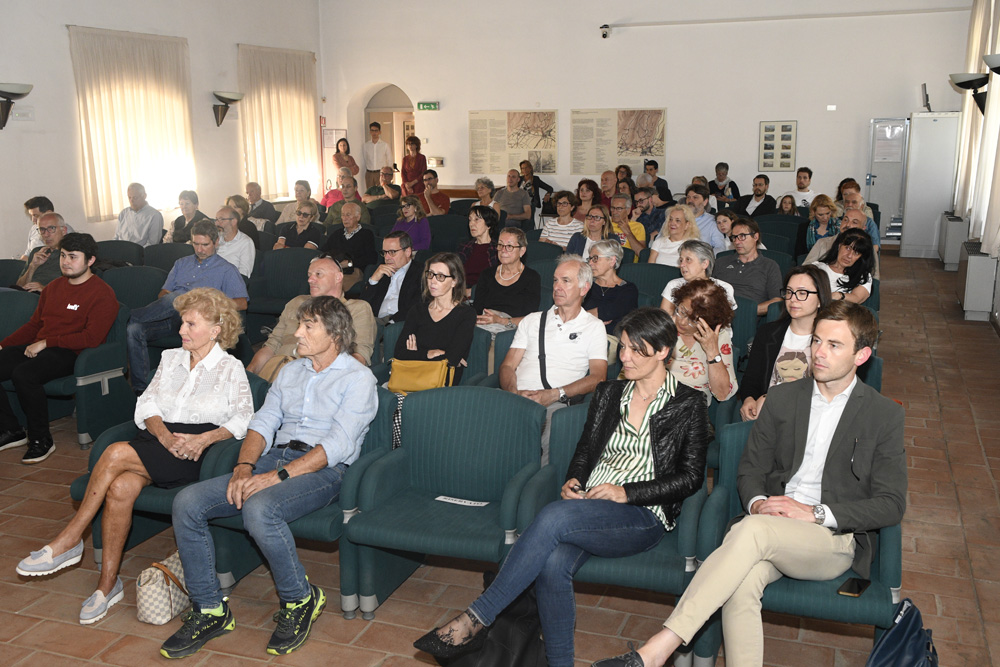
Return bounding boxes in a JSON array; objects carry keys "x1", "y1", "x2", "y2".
[
  {"x1": 172, "y1": 446, "x2": 347, "y2": 607},
  {"x1": 467, "y1": 498, "x2": 665, "y2": 667}
]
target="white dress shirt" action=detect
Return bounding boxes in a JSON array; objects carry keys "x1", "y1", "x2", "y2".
[
  {"x1": 747, "y1": 376, "x2": 858, "y2": 529},
  {"x1": 372, "y1": 259, "x2": 411, "y2": 319},
  {"x1": 217, "y1": 231, "x2": 256, "y2": 278},
  {"x1": 115, "y1": 204, "x2": 164, "y2": 247},
  {"x1": 134, "y1": 343, "x2": 254, "y2": 439},
  {"x1": 363, "y1": 139, "x2": 393, "y2": 171}
]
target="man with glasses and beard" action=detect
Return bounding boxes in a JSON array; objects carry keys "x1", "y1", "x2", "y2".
[{"x1": 713, "y1": 218, "x2": 782, "y2": 316}]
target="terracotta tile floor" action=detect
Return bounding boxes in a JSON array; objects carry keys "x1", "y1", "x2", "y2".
[{"x1": 0, "y1": 250, "x2": 998, "y2": 666}]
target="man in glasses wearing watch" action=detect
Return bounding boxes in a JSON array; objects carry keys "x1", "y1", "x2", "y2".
[
  {"x1": 712, "y1": 218, "x2": 782, "y2": 316},
  {"x1": 164, "y1": 296, "x2": 377, "y2": 659},
  {"x1": 361, "y1": 231, "x2": 424, "y2": 325}
]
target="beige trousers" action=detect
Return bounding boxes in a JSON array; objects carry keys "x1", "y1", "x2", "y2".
[{"x1": 664, "y1": 514, "x2": 855, "y2": 667}]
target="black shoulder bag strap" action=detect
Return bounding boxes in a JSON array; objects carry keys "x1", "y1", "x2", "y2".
[{"x1": 538, "y1": 308, "x2": 550, "y2": 390}]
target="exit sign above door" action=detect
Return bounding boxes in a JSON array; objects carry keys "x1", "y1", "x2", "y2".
[{"x1": 417, "y1": 102, "x2": 439, "y2": 111}]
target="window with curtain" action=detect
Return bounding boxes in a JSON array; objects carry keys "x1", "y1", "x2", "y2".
[
  {"x1": 68, "y1": 26, "x2": 196, "y2": 222},
  {"x1": 238, "y1": 44, "x2": 320, "y2": 204}
]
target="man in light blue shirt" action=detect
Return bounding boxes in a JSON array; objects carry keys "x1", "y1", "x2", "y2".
[
  {"x1": 165, "y1": 296, "x2": 377, "y2": 659},
  {"x1": 685, "y1": 184, "x2": 726, "y2": 254},
  {"x1": 114, "y1": 182, "x2": 163, "y2": 247},
  {"x1": 126, "y1": 219, "x2": 248, "y2": 393}
]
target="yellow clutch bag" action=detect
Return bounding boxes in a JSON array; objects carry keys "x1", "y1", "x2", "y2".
[{"x1": 387, "y1": 358, "x2": 454, "y2": 395}]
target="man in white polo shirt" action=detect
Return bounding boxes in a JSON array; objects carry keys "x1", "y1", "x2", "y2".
[{"x1": 499, "y1": 255, "x2": 608, "y2": 462}]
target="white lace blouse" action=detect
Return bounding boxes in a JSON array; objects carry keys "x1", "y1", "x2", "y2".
[{"x1": 134, "y1": 343, "x2": 254, "y2": 439}]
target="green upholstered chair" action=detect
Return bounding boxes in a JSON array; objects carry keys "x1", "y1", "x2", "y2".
[
  {"x1": 0, "y1": 258, "x2": 26, "y2": 287},
  {"x1": 475, "y1": 329, "x2": 516, "y2": 388},
  {"x1": 97, "y1": 240, "x2": 144, "y2": 266},
  {"x1": 246, "y1": 248, "x2": 317, "y2": 343},
  {"x1": 143, "y1": 242, "x2": 195, "y2": 273},
  {"x1": 731, "y1": 296, "x2": 760, "y2": 361},
  {"x1": 449, "y1": 199, "x2": 477, "y2": 218},
  {"x1": 618, "y1": 262, "x2": 681, "y2": 301},
  {"x1": 0, "y1": 297, "x2": 134, "y2": 447},
  {"x1": 427, "y1": 214, "x2": 470, "y2": 253},
  {"x1": 524, "y1": 241, "x2": 563, "y2": 262},
  {"x1": 67, "y1": 373, "x2": 271, "y2": 564},
  {"x1": 517, "y1": 399, "x2": 715, "y2": 664},
  {"x1": 0, "y1": 290, "x2": 40, "y2": 339},
  {"x1": 206, "y1": 385, "x2": 397, "y2": 615},
  {"x1": 525, "y1": 228, "x2": 543, "y2": 242},
  {"x1": 693, "y1": 421, "x2": 902, "y2": 662},
  {"x1": 867, "y1": 278, "x2": 880, "y2": 312},
  {"x1": 373, "y1": 322, "x2": 491, "y2": 387},
  {"x1": 345, "y1": 386, "x2": 546, "y2": 618},
  {"x1": 102, "y1": 265, "x2": 167, "y2": 311},
  {"x1": 759, "y1": 233, "x2": 795, "y2": 257}
]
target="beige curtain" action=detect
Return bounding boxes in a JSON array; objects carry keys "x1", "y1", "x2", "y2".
[
  {"x1": 68, "y1": 26, "x2": 195, "y2": 222},
  {"x1": 983, "y1": 8, "x2": 1000, "y2": 257},
  {"x1": 238, "y1": 45, "x2": 320, "y2": 201},
  {"x1": 954, "y1": 0, "x2": 991, "y2": 217}
]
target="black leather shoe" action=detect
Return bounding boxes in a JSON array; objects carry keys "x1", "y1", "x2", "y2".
[
  {"x1": 413, "y1": 623, "x2": 489, "y2": 658},
  {"x1": 0, "y1": 428, "x2": 28, "y2": 452},
  {"x1": 592, "y1": 642, "x2": 645, "y2": 667}
]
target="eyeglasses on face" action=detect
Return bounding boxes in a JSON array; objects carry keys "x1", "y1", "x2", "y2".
[
  {"x1": 586, "y1": 255, "x2": 607, "y2": 264},
  {"x1": 780, "y1": 288, "x2": 819, "y2": 301},
  {"x1": 610, "y1": 205, "x2": 628, "y2": 211},
  {"x1": 729, "y1": 232, "x2": 753, "y2": 242},
  {"x1": 674, "y1": 305, "x2": 697, "y2": 324},
  {"x1": 585, "y1": 214, "x2": 606, "y2": 222},
  {"x1": 497, "y1": 243, "x2": 521, "y2": 252},
  {"x1": 295, "y1": 210, "x2": 313, "y2": 218},
  {"x1": 425, "y1": 270, "x2": 453, "y2": 283},
  {"x1": 634, "y1": 197, "x2": 650, "y2": 205},
  {"x1": 380, "y1": 248, "x2": 403, "y2": 257},
  {"x1": 38, "y1": 225, "x2": 60, "y2": 234},
  {"x1": 556, "y1": 200, "x2": 572, "y2": 207}
]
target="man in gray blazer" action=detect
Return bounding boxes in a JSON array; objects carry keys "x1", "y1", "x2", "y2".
[{"x1": 594, "y1": 301, "x2": 906, "y2": 667}]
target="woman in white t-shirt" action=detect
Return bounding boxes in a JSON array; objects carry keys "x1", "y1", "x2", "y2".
[
  {"x1": 810, "y1": 228, "x2": 874, "y2": 304},
  {"x1": 660, "y1": 240, "x2": 737, "y2": 316},
  {"x1": 738, "y1": 265, "x2": 833, "y2": 421},
  {"x1": 648, "y1": 205, "x2": 700, "y2": 267}
]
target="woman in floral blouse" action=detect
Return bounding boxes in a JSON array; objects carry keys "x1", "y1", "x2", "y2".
[{"x1": 667, "y1": 279, "x2": 738, "y2": 404}]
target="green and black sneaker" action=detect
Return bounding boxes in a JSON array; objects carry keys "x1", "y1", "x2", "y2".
[
  {"x1": 266, "y1": 582, "x2": 326, "y2": 655},
  {"x1": 160, "y1": 601, "x2": 235, "y2": 659}
]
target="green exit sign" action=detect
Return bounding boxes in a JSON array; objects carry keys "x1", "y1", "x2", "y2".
[{"x1": 417, "y1": 102, "x2": 439, "y2": 111}]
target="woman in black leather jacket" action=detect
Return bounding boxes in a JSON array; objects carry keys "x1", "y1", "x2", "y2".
[{"x1": 414, "y1": 307, "x2": 711, "y2": 667}]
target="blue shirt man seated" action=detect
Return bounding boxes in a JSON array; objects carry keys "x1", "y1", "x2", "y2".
[
  {"x1": 126, "y1": 219, "x2": 248, "y2": 394},
  {"x1": 162, "y1": 296, "x2": 377, "y2": 659}
]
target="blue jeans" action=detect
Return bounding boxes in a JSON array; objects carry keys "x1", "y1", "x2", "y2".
[
  {"x1": 468, "y1": 499, "x2": 664, "y2": 667},
  {"x1": 172, "y1": 447, "x2": 347, "y2": 607},
  {"x1": 127, "y1": 293, "x2": 179, "y2": 393}
]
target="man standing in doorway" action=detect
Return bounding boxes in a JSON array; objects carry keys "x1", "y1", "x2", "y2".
[{"x1": 363, "y1": 122, "x2": 393, "y2": 190}]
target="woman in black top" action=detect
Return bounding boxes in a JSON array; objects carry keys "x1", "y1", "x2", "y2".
[
  {"x1": 519, "y1": 159, "x2": 553, "y2": 210},
  {"x1": 172, "y1": 190, "x2": 208, "y2": 244},
  {"x1": 274, "y1": 200, "x2": 323, "y2": 250},
  {"x1": 394, "y1": 252, "x2": 476, "y2": 384},
  {"x1": 473, "y1": 226, "x2": 541, "y2": 330},
  {"x1": 584, "y1": 239, "x2": 639, "y2": 334}
]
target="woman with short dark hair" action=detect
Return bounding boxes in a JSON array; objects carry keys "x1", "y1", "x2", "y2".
[
  {"x1": 172, "y1": 190, "x2": 208, "y2": 244},
  {"x1": 414, "y1": 307, "x2": 711, "y2": 667}
]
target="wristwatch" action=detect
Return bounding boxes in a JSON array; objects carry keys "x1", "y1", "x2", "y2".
[
  {"x1": 812, "y1": 504, "x2": 826, "y2": 525},
  {"x1": 558, "y1": 387, "x2": 570, "y2": 404},
  {"x1": 277, "y1": 465, "x2": 290, "y2": 482},
  {"x1": 707, "y1": 354, "x2": 723, "y2": 365}
]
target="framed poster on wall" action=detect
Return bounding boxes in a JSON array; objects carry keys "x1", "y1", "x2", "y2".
[{"x1": 758, "y1": 121, "x2": 796, "y2": 172}]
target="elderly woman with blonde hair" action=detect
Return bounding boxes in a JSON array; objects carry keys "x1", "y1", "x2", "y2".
[{"x1": 17, "y1": 287, "x2": 253, "y2": 626}]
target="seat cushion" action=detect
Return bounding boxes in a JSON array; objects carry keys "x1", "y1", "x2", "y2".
[
  {"x1": 574, "y1": 531, "x2": 688, "y2": 595},
  {"x1": 761, "y1": 572, "x2": 895, "y2": 628},
  {"x1": 347, "y1": 488, "x2": 506, "y2": 563}
]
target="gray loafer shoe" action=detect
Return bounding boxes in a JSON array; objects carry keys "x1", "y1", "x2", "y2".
[
  {"x1": 16, "y1": 540, "x2": 84, "y2": 576},
  {"x1": 80, "y1": 576, "x2": 124, "y2": 625}
]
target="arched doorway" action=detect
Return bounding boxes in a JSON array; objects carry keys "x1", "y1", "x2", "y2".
[{"x1": 364, "y1": 85, "x2": 413, "y2": 188}]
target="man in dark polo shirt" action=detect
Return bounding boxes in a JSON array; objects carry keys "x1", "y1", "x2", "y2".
[
  {"x1": 16, "y1": 212, "x2": 67, "y2": 292},
  {"x1": 713, "y1": 218, "x2": 782, "y2": 316}
]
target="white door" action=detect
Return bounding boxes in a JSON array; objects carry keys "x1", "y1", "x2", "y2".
[{"x1": 865, "y1": 118, "x2": 909, "y2": 243}]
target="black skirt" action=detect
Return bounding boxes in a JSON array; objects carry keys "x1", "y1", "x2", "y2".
[{"x1": 129, "y1": 422, "x2": 217, "y2": 489}]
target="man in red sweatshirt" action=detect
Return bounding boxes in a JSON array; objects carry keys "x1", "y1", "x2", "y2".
[{"x1": 0, "y1": 233, "x2": 118, "y2": 464}]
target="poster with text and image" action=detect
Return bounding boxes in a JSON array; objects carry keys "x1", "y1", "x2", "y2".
[
  {"x1": 468, "y1": 110, "x2": 557, "y2": 174},
  {"x1": 570, "y1": 108, "x2": 666, "y2": 176}
]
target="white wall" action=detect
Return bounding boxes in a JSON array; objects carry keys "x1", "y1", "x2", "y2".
[
  {"x1": 319, "y1": 0, "x2": 970, "y2": 202},
  {"x1": 0, "y1": 0, "x2": 321, "y2": 256}
]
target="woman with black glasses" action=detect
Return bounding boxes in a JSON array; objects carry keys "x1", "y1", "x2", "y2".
[
  {"x1": 473, "y1": 227, "x2": 541, "y2": 333},
  {"x1": 738, "y1": 264, "x2": 832, "y2": 421},
  {"x1": 394, "y1": 252, "x2": 476, "y2": 384}
]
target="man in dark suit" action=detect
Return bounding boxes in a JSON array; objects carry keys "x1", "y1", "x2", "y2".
[
  {"x1": 361, "y1": 231, "x2": 423, "y2": 325},
  {"x1": 246, "y1": 182, "x2": 280, "y2": 225},
  {"x1": 595, "y1": 301, "x2": 906, "y2": 667},
  {"x1": 733, "y1": 174, "x2": 777, "y2": 218}
]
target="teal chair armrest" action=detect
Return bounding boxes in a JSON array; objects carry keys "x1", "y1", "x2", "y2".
[
  {"x1": 371, "y1": 362, "x2": 390, "y2": 385},
  {"x1": 87, "y1": 421, "x2": 140, "y2": 470},
  {"x1": 499, "y1": 461, "x2": 539, "y2": 532},
  {"x1": 356, "y1": 448, "x2": 410, "y2": 511},
  {"x1": 877, "y1": 523, "x2": 903, "y2": 591},
  {"x1": 248, "y1": 276, "x2": 267, "y2": 300},
  {"x1": 714, "y1": 397, "x2": 739, "y2": 429},
  {"x1": 697, "y1": 485, "x2": 733, "y2": 562},
  {"x1": 200, "y1": 438, "x2": 243, "y2": 479},
  {"x1": 462, "y1": 372, "x2": 486, "y2": 387},
  {"x1": 339, "y1": 448, "x2": 390, "y2": 519},
  {"x1": 75, "y1": 342, "x2": 125, "y2": 377},
  {"x1": 675, "y1": 482, "x2": 707, "y2": 566},
  {"x1": 477, "y1": 374, "x2": 501, "y2": 388},
  {"x1": 515, "y1": 465, "x2": 560, "y2": 533}
]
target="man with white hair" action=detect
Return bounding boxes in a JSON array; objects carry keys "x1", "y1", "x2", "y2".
[
  {"x1": 499, "y1": 255, "x2": 608, "y2": 461},
  {"x1": 246, "y1": 182, "x2": 280, "y2": 226},
  {"x1": 114, "y1": 182, "x2": 163, "y2": 247}
]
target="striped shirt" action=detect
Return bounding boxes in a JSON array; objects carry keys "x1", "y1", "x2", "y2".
[{"x1": 586, "y1": 376, "x2": 678, "y2": 529}]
